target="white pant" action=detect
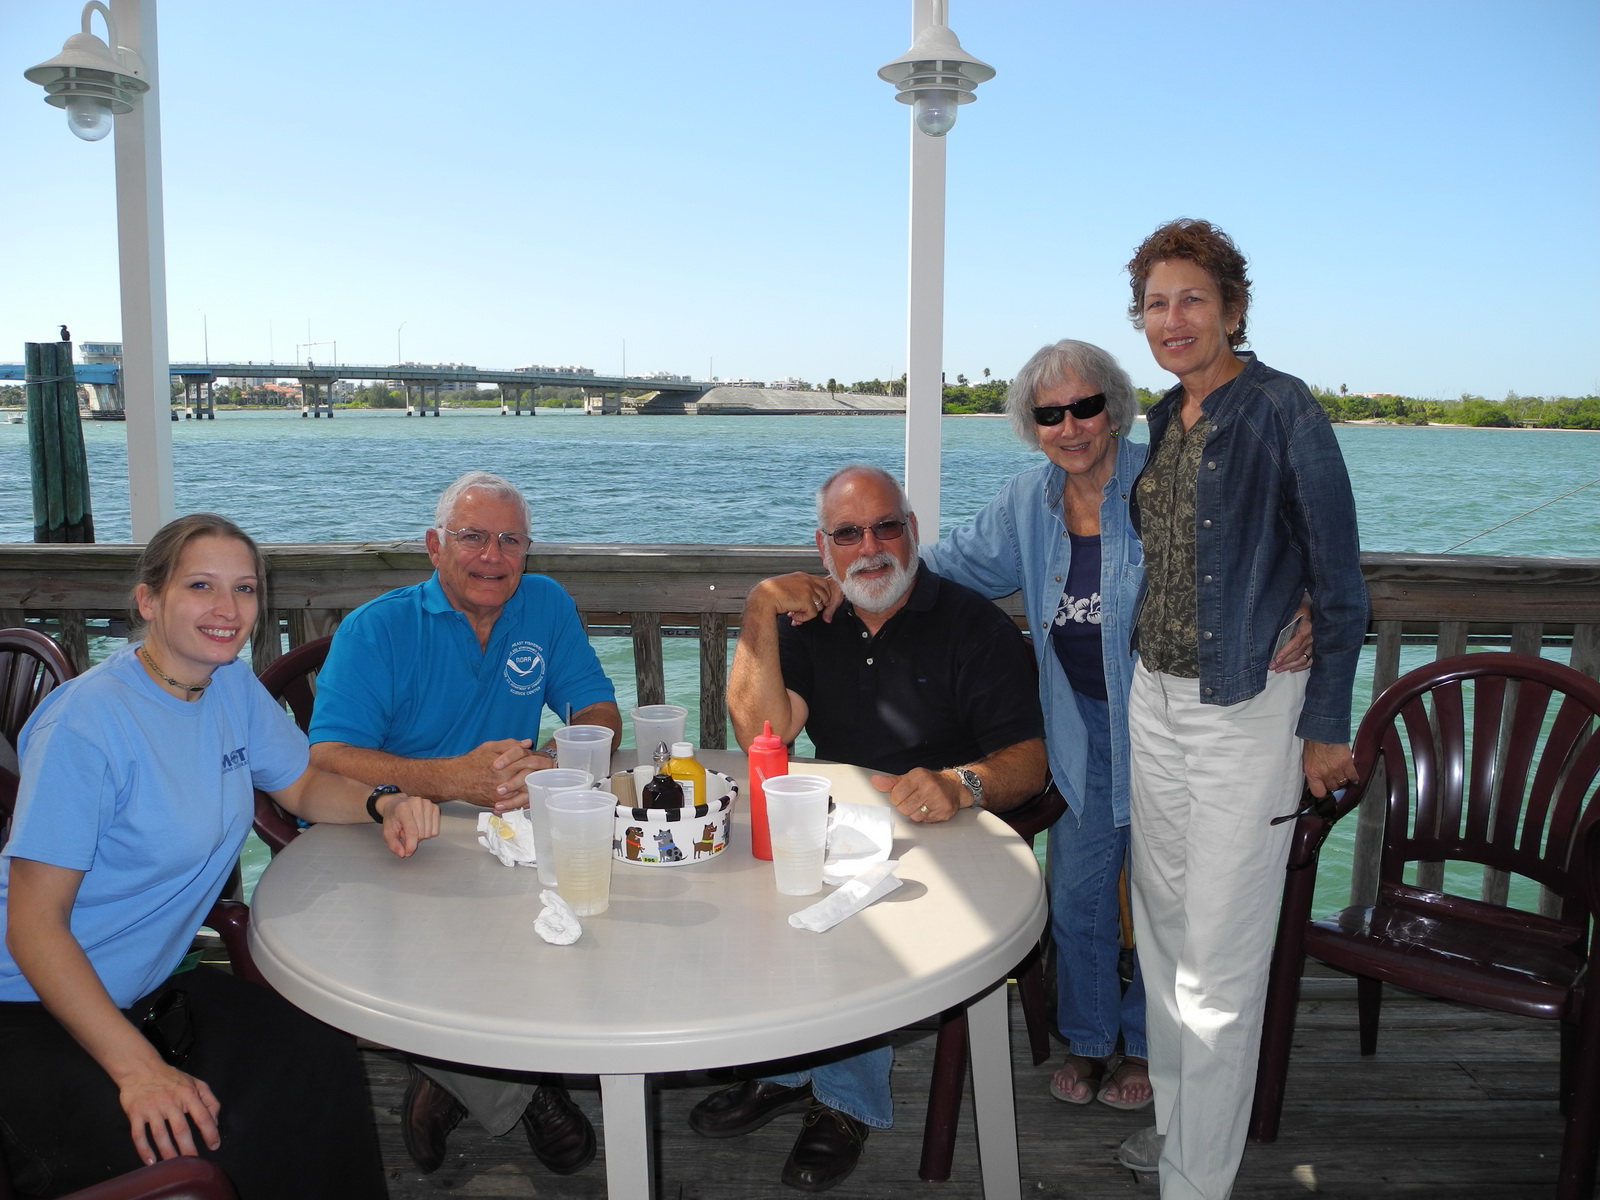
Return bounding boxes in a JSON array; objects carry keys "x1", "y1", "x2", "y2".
[{"x1": 1127, "y1": 662, "x2": 1306, "y2": 1200}]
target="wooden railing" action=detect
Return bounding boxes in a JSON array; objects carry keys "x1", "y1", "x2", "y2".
[{"x1": 4, "y1": 542, "x2": 1597, "y2": 904}]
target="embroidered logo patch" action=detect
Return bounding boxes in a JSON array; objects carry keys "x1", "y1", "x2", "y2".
[{"x1": 504, "y1": 640, "x2": 547, "y2": 697}]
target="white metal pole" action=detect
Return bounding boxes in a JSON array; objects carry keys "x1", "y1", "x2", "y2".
[
  {"x1": 111, "y1": 0, "x2": 174, "y2": 541},
  {"x1": 902, "y1": 0, "x2": 945, "y2": 540}
]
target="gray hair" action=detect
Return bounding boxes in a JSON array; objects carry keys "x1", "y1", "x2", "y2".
[
  {"x1": 814, "y1": 464, "x2": 910, "y2": 529},
  {"x1": 433, "y1": 471, "x2": 531, "y2": 533},
  {"x1": 1005, "y1": 340, "x2": 1139, "y2": 447}
]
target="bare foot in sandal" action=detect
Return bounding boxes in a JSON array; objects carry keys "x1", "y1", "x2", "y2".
[
  {"x1": 1049, "y1": 1054, "x2": 1108, "y2": 1105},
  {"x1": 1097, "y1": 1055, "x2": 1153, "y2": 1111}
]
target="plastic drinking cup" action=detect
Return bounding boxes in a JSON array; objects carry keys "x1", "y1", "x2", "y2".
[
  {"x1": 630, "y1": 704, "x2": 688, "y2": 764},
  {"x1": 762, "y1": 774, "x2": 831, "y2": 896},
  {"x1": 545, "y1": 790, "x2": 617, "y2": 916},
  {"x1": 553, "y1": 724, "x2": 615, "y2": 783},
  {"x1": 524, "y1": 768, "x2": 594, "y2": 886}
]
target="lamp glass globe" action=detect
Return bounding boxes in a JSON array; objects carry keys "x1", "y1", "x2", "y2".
[
  {"x1": 65, "y1": 93, "x2": 114, "y2": 141},
  {"x1": 913, "y1": 90, "x2": 959, "y2": 137}
]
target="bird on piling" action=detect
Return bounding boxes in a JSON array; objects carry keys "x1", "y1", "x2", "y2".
[{"x1": 59, "y1": 324, "x2": 71, "y2": 341}]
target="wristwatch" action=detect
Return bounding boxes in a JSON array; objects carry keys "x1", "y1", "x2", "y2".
[
  {"x1": 366, "y1": 784, "x2": 402, "y2": 823},
  {"x1": 954, "y1": 767, "x2": 984, "y2": 809}
]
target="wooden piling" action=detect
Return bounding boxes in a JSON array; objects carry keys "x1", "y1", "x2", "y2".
[{"x1": 24, "y1": 341, "x2": 94, "y2": 543}]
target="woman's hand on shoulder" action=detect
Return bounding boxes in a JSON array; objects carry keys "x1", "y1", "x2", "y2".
[
  {"x1": 117, "y1": 1061, "x2": 221, "y2": 1164},
  {"x1": 376, "y1": 791, "x2": 439, "y2": 857}
]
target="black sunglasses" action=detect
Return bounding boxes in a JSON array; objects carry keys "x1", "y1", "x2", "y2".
[
  {"x1": 823, "y1": 519, "x2": 908, "y2": 547},
  {"x1": 1031, "y1": 393, "x2": 1108, "y2": 425}
]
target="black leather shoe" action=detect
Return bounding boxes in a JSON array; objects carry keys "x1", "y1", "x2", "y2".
[
  {"x1": 781, "y1": 1103, "x2": 869, "y2": 1191},
  {"x1": 688, "y1": 1079, "x2": 814, "y2": 1138},
  {"x1": 400, "y1": 1066, "x2": 467, "y2": 1175},
  {"x1": 522, "y1": 1083, "x2": 597, "y2": 1175}
]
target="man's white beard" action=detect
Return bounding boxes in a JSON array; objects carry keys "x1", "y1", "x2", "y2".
[{"x1": 831, "y1": 548, "x2": 917, "y2": 614}]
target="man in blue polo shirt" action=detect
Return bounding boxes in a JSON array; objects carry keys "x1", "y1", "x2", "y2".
[{"x1": 310, "y1": 470, "x2": 621, "y2": 1180}]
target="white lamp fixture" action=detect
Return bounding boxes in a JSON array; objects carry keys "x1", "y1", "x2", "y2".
[
  {"x1": 24, "y1": 1, "x2": 149, "y2": 142},
  {"x1": 877, "y1": 1, "x2": 994, "y2": 137}
]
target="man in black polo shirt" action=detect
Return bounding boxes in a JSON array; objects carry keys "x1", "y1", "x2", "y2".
[{"x1": 687, "y1": 464, "x2": 1046, "y2": 1192}]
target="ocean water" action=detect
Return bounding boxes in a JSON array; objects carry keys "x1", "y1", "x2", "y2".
[
  {"x1": 2, "y1": 409, "x2": 1595, "y2": 911},
  {"x1": 1, "y1": 408, "x2": 1594, "y2": 554}
]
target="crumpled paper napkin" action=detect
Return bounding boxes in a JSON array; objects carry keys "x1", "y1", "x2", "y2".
[
  {"x1": 823, "y1": 802, "x2": 893, "y2": 885},
  {"x1": 790, "y1": 859, "x2": 902, "y2": 933},
  {"x1": 476, "y1": 810, "x2": 537, "y2": 868},
  {"x1": 535, "y1": 889, "x2": 582, "y2": 945}
]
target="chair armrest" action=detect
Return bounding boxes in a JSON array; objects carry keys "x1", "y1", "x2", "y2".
[
  {"x1": 998, "y1": 782, "x2": 1067, "y2": 844},
  {"x1": 252, "y1": 788, "x2": 299, "y2": 855},
  {"x1": 203, "y1": 899, "x2": 270, "y2": 991},
  {"x1": 60, "y1": 1156, "x2": 237, "y2": 1199}
]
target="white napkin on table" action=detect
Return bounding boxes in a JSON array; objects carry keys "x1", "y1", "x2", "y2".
[
  {"x1": 476, "y1": 810, "x2": 537, "y2": 868},
  {"x1": 535, "y1": 890, "x2": 582, "y2": 945},
  {"x1": 789, "y1": 860, "x2": 903, "y2": 933},
  {"x1": 823, "y1": 802, "x2": 893, "y2": 885}
]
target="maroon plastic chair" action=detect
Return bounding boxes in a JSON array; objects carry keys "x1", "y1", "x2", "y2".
[
  {"x1": 919, "y1": 781, "x2": 1066, "y2": 1181},
  {"x1": 250, "y1": 636, "x2": 332, "y2": 853},
  {"x1": 0, "y1": 627, "x2": 76, "y2": 843},
  {"x1": 1250, "y1": 652, "x2": 1600, "y2": 1199},
  {"x1": 0, "y1": 1156, "x2": 239, "y2": 1200}
]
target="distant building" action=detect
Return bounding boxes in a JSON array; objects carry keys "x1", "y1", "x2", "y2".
[
  {"x1": 768, "y1": 377, "x2": 805, "y2": 390},
  {"x1": 78, "y1": 342, "x2": 123, "y2": 413},
  {"x1": 639, "y1": 371, "x2": 691, "y2": 382}
]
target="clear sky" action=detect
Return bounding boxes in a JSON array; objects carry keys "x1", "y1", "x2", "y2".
[{"x1": 2, "y1": 1, "x2": 1596, "y2": 399}]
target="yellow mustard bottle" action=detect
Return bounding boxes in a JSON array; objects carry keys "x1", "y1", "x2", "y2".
[{"x1": 667, "y1": 741, "x2": 707, "y2": 809}]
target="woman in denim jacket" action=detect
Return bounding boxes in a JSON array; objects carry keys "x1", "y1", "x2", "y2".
[
  {"x1": 925, "y1": 340, "x2": 1313, "y2": 1114},
  {"x1": 1116, "y1": 219, "x2": 1367, "y2": 1200}
]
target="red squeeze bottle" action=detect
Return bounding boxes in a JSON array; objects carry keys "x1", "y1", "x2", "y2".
[{"x1": 747, "y1": 720, "x2": 787, "y2": 861}]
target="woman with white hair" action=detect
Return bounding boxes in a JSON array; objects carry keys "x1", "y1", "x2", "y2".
[{"x1": 923, "y1": 340, "x2": 1310, "y2": 1116}]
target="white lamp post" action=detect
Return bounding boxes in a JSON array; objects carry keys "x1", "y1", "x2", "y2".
[
  {"x1": 26, "y1": 0, "x2": 174, "y2": 541},
  {"x1": 879, "y1": 0, "x2": 992, "y2": 541}
]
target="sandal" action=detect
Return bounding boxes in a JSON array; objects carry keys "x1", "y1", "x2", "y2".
[
  {"x1": 1049, "y1": 1054, "x2": 1109, "y2": 1105},
  {"x1": 1097, "y1": 1055, "x2": 1153, "y2": 1111}
]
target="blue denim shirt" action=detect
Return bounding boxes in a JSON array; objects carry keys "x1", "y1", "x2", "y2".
[
  {"x1": 1136, "y1": 354, "x2": 1368, "y2": 744},
  {"x1": 923, "y1": 435, "x2": 1148, "y2": 825}
]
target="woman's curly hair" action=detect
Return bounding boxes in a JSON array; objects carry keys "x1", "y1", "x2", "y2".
[{"x1": 1126, "y1": 218, "x2": 1252, "y2": 349}]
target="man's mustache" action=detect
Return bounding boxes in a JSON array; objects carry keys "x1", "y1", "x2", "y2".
[{"x1": 848, "y1": 551, "x2": 896, "y2": 577}]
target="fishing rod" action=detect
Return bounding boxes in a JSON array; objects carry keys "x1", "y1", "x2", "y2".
[{"x1": 1443, "y1": 477, "x2": 1599, "y2": 553}]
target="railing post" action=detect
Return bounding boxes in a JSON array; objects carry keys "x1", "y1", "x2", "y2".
[
  {"x1": 699, "y1": 612, "x2": 728, "y2": 750},
  {"x1": 631, "y1": 613, "x2": 664, "y2": 707}
]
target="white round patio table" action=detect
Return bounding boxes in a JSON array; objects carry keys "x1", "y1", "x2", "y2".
[{"x1": 248, "y1": 753, "x2": 1046, "y2": 1199}]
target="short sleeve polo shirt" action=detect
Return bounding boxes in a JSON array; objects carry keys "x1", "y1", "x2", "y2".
[
  {"x1": 777, "y1": 563, "x2": 1043, "y2": 776},
  {"x1": 309, "y1": 572, "x2": 615, "y2": 758}
]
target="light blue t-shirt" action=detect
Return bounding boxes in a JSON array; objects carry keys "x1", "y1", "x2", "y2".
[
  {"x1": 307, "y1": 572, "x2": 615, "y2": 759},
  {"x1": 0, "y1": 646, "x2": 309, "y2": 1007}
]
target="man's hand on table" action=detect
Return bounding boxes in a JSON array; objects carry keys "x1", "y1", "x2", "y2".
[
  {"x1": 446, "y1": 738, "x2": 552, "y2": 809},
  {"x1": 870, "y1": 768, "x2": 969, "y2": 824}
]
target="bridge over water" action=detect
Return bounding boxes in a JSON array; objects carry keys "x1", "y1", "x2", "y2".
[{"x1": 0, "y1": 360, "x2": 712, "y2": 419}]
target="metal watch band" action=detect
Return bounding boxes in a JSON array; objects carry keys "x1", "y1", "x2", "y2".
[{"x1": 955, "y1": 767, "x2": 984, "y2": 808}]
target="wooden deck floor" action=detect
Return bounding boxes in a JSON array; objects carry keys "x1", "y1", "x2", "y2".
[{"x1": 362, "y1": 966, "x2": 1585, "y2": 1199}]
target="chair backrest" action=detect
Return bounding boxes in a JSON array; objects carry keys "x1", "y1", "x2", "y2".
[
  {"x1": 0, "y1": 628, "x2": 78, "y2": 837},
  {"x1": 252, "y1": 636, "x2": 332, "y2": 852},
  {"x1": 1352, "y1": 652, "x2": 1600, "y2": 926},
  {"x1": 255, "y1": 635, "x2": 331, "y2": 734}
]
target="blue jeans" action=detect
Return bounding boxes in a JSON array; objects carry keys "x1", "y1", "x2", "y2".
[
  {"x1": 763, "y1": 1043, "x2": 894, "y2": 1129},
  {"x1": 1048, "y1": 690, "x2": 1146, "y2": 1060}
]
